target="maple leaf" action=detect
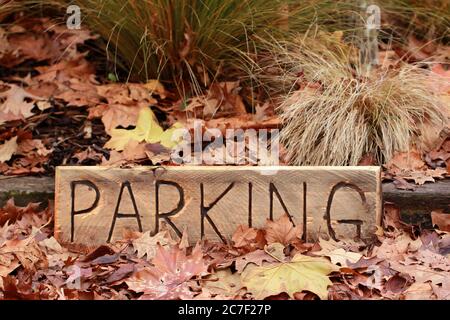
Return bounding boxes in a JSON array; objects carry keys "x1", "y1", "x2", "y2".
[
  {"x1": 132, "y1": 231, "x2": 176, "y2": 260},
  {"x1": 0, "y1": 237, "x2": 47, "y2": 272},
  {"x1": 431, "y1": 210, "x2": 450, "y2": 232},
  {"x1": 0, "y1": 136, "x2": 18, "y2": 163},
  {"x1": 0, "y1": 83, "x2": 42, "y2": 124},
  {"x1": 264, "y1": 243, "x2": 288, "y2": 262},
  {"x1": 88, "y1": 104, "x2": 140, "y2": 134},
  {"x1": 72, "y1": 147, "x2": 103, "y2": 164},
  {"x1": 264, "y1": 215, "x2": 302, "y2": 246},
  {"x1": 231, "y1": 225, "x2": 266, "y2": 252},
  {"x1": 17, "y1": 139, "x2": 52, "y2": 157},
  {"x1": 234, "y1": 249, "x2": 277, "y2": 273},
  {"x1": 241, "y1": 253, "x2": 335, "y2": 300},
  {"x1": 385, "y1": 149, "x2": 427, "y2": 175},
  {"x1": 126, "y1": 244, "x2": 209, "y2": 299},
  {"x1": 203, "y1": 269, "x2": 244, "y2": 298},
  {"x1": 313, "y1": 238, "x2": 363, "y2": 267},
  {"x1": 105, "y1": 107, "x2": 184, "y2": 151},
  {"x1": 373, "y1": 233, "x2": 422, "y2": 261},
  {"x1": 317, "y1": 248, "x2": 362, "y2": 267}
]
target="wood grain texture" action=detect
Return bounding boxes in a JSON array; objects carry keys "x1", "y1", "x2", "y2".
[{"x1": 55, "y1": 166, "x2": 382, "y2": 247}]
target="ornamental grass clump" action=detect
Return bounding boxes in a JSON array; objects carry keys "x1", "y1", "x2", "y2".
[
  {"x1": 0, "y1": 0, "x2": 353, "y2": 92},
  {"x1": 267, "y1": 36, "x2": 447, "y2": 166}
]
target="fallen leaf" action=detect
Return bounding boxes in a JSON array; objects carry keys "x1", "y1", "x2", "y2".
[
  {"x1": 88, "y1": 104, "x2": 140, "y2": 134},
  {"x1": 126, "y1": 244, "x2": 209, "y2": 299},
  {"x1": 431, "y1": 210, "x2": 450, "y2": 232},
  {"x1": 203, "y1": 269, "x2": 244, "y2": 298},
  {"x1": 132, "y1": 231, "x2": 176, "y2": 261},
  {"x1": 402, "y1": 282, "x2": 435, "y2": 300},
  {"x1": 385, "y1": 150, "x2": 427, "y2": 174},
  {"x1": 105, "y1": 108, "x2": 184, "y2": 151},
  {"x1": 264, "y1": 215, "x2": 302, "y2": 246},
  {"x1": 0, "y1": 136, "x2": 18, "y2": 163},
  {"x1": 0, "y1": 84, "x2": 42, "y2": 124},
  {"x1": 316, "y1": 248, "x2": 362, "y2": 267},
  {"x1": 234, "y1": 249, "x2": 277, "y2": 273},
  {"x1": 231, "y1": 225, "x2": 266, "y2": 252},
  {"x1": 144, "y1": 80, "x2": 167, "y2": 99},
  {"x1": 241, "y1": 254, "x2": 335, "y2": 300}
]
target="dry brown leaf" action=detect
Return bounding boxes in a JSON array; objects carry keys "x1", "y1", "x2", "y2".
[
  {"x1": 132, "y1": 231, "x2": 176, "y2": 261},
  {"x1": 402, "y1": 282, "x2": 435, "y2": 300},
  {"x1": 385, "y1": 149, "x2": 427, "y2": 174},
  {"x1": 126, "y1": 244, "x2": 209, "y2": 299},
  {"x1": 0, "y1": 136, "x2": 18, "y2": 163},
  {"x1": 231, "y1": 225, "x2": 266, "y2": 252},
  {"x1": 264, "y1": 215, "x2": 302, "y2": 246},
  {"x1": 0, "y1": 84, "x2": 43, "y2": 124},
  {"x1": 234, "y1": 249, "x2": 277, "y2": 273},
  {"x1": 88, "y1": 104, "x2": 141, "y2": 134},
  {"x1": 431, "y1": 210, "x2": 450, "y2": 232}
]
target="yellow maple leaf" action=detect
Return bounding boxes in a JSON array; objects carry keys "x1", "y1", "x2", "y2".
[
  {"x1": 241, "y1": 254, "x2": 335, "y2": 300},
  {"x1": 104, "y1": 108, "x2": 183, "y2": 151}
]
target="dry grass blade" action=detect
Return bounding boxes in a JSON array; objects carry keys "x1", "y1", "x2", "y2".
[{"x1": 0, "y1": 0, "x2": 356, "y2": 93}]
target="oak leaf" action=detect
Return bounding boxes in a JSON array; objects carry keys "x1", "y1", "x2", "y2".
[
  {"x1": 385, "y1": 150, "x2": 427, "y2": 174},
  {"x1": 402, "y1": 282, "x2": 435, "y2": 300},
  {"x1": 126, "y1": 244, "x2": 209, "y2": 299},
  {"x1": 264, "y1": 215, "x2": 302, "y2": 246}
]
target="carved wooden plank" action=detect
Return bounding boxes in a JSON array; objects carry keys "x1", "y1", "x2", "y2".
[{"x1": 54, "y1": 166, "x2": 382, "y2": 248}]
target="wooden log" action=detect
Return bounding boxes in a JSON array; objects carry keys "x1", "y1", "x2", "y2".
[
  {"x1": 382, "y1": 179, "x2": 450, "y2": 226},
  {"x1": 54, "y1": 166, "x2": 382, "y2": 248},
  {"x1": 382, "y1": 179, "x2": 450, "y2": 211},
  {"x1": 0, "y1": 176, "x2": 54, "y2": 207}
]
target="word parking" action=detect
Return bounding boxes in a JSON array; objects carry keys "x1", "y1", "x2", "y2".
[{"x1": 55, "y1": 166, "x2": 382, "y2": 247}]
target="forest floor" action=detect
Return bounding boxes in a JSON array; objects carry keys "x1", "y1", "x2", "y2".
[{"x1": 0, "y1": 17, "x2": 449, "y2": 300}]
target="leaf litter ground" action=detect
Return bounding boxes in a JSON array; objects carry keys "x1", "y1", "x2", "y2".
[{"x1": 0, "y1": 17, "x2": 449, "y2": 300}]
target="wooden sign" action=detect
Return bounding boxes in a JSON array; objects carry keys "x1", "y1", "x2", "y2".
[{"x1": 55, "y1": 166, "x2": 382, "y2": 248}]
